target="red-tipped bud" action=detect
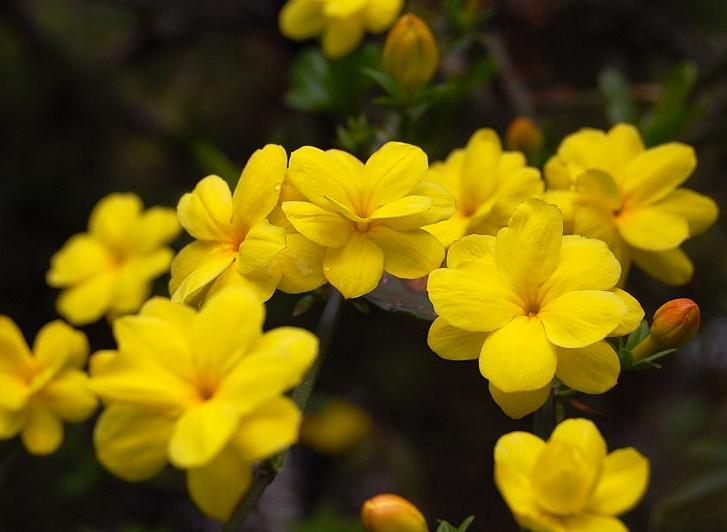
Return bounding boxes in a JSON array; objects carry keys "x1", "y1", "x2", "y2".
[
  {"x1": 361, "y1": 494, "x2": 428, "y2": 532},
  {"x1": 650, "y1": 298, "x2": 700, "y2": 348},
  {"x1": 505, "y1": 117, "x2": 544, "y2": 156}
]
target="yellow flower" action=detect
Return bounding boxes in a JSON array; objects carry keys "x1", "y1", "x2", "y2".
[
  {"x1": 279, "y1": 0, "x2": 403, "y2": 58},
  {"x1": 427, "y1": 199, "x2": 643, "y2": 419},
  {"x1": 361, "y1": 494, "x2": 428, "y2": 532},
  {"x1": 505, "y1": 116, "x2": 544, "y2": 157},
  {"x1": 282, "y1": 142, "x2": 453, "y2": 299},
  {"x1": 495, "y1": 418, "x2": 649, "y2": 531},
  {"x1": 424, "y1": 129, "x2": 543, "y2": 247},
  {"x1": 170, "y1": 144, "x2": 327, "y2": 305},
  {"x1": 383, "y1": 14, "x2": 439, "y2": 96},
  {"x1": 0, "y1": 317, "x2": 97, "y2": 455},
  {"x1": 47, "y1": 193, "x2": 180, "y2": 325},
  {"x1": 300, "y1": 397, "x2": 371, "y2": 454},
  {"x1": 544, "y1": 124, "x2": 719, "y2": 285},
  {"x1": 90, "y1": 286, "x2": 318, "y2": 521}
]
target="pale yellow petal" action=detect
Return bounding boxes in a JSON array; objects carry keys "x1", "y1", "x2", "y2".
[
  {"x1": 287, "y1": 146, "x2": 360, "y2": 212},
  {"x1": 609, "y1": 289, "x2": 644, "y2": 337},
  {"x1": 279, "y1": 0, "x2": 325, "y2": 40},
  {"x1": 89, "y1": 193, "x2": 142, "y2": 252},
  {"x1": 322, "y1": 16, "x2": 365, "y2": 58},
  {"x1": 555, "y1": 341, "x2": 620, "y2": 394},
  {"x1": 21, "y1": 402, "x2": 63, "y2": 455},
  {"x1": 111, "y1": 249, "x2": 173, "y2": 314},
  {"x1": 275, "y1": 233, "x2": 326, "y2": 294},
  {"x1": 364, "y1": 0, "x2": 403, "y2": 32},
  {"x1": 363, "y1": 142, "x2": 429, "y2": 212},
  {"x1": 177, "y1": 175, "x2": 235, "y2": 241},
  {"x1": 617, "y1": 207, "x2": 689, "y2": 251},
  {"x1": 368, "y1": 226, "x2": 444, "y2": 279},
  {"x1": 323, "y1": 232, "x2": 384, "y2": 298},
  {"x1": 653, "y1": 188, "x2": 719, "y2": 237},
  {"x1": 0, "y1": 316, "x2": 32, "y2": 375},
  {"x1": 446, "y1": 234, "x2": 496, "y2": 268},
  {"x1": 489, "y1": 383, "x2": 551, "y2": 419},
  {"x1": 631, "y1": 247, "x2": 693, "y2": 286},
  {"x1": 56, "y1": 272, "x2": 115, "y2": 325},
  {"x1": 549, "y1": 418, "x2": 606, "y2": 474},
  {"x1": 575, "y1": 170, "x2": 622, "y2": 211},
  {"x1": 427, "y1": 318, "x2": 486, "y2": 361},
  {"x1": 234, "y1": 396, "x2": 301, "y2": 462},
  {"x1": 424, "y1": 214, "x2": 469, "y2": 247},
  {"x1": 42, "y1": 369, "x2": 98, "y2": 422},
  {"x1": 621, "y1": 143, "x2": 696, "y2": 206},
  {"x1": 46, "y1": 234, "x2": 113, "y2": 287},
  {"x1": 282, "y1": 201, "x2": 352, "y2": 247},
  {"x1": 494, "y1": 431, "x2": 546, "y2": 515},
  {"x1": 323, "y1": 0, "x2": 367, "y2": 17},
  {"x1": 33, "y1": 320, "x2": 89, "y2": 371},
  {"x1": 236, "y1": 221, "x2": 287, "y2": 274},
  {"x1": 0, "y1": 407, "x2": 24, "y2": 438},
  {"x1": 563, "y1": 514, "x2": 627, "y2": 532},
  {"x1": 369, "y1": 195, "x2": 432, "y2": 221},
  {"x1": 170, "y1": 242, "x2": 236, "y2": 304},
  {"x1": 131, "y1": 207, "x2": 180, "y2": 254},
  {"x1": 588, "y1": 448, "x2": 649, "y2": 516},
  {"x1": 232, "y1": 144, "x2": 287, "y2": 230}
]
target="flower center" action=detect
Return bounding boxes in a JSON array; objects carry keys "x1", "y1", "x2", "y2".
[{"x1": 355, "y1": 220, "x2": 370, "y2": 232}]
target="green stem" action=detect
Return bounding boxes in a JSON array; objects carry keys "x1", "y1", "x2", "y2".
[
  {"x1": 533, "y1": 386, "x2": 556, "y2": 439},
  {"x1": 222, "y1": 288, "x2": 344, "y2": 531}
]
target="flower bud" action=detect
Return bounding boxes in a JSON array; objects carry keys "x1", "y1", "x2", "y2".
[
  {"x1": 361, "y1": 494, "x2": 428, "y2": 532},
  {"x1": 650, "y1": 298, "x2": 700, "y2": 348},
  {"x1": 383, "y1": 14, "x2": 439, "y2": 96},
  {"x1": 505, "y1": 117, "x2": 544, "y2": 156}
]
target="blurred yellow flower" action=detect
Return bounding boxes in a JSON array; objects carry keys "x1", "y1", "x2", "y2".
[
  {"x1": 282, "y1": 142, "x2": 453, "y2": 299},
  {"x1": 424, "y1": 129, "x2": 543, "y2": 247},
  {"x1": 361, "y1": 494, "x2": 428, "y2": 532},
  {"x1": 545, "y1": 124, "x2": 719, "y2": 285},
  {"x1": 427, "y1": 199, "x2": 643, "y2": 418},
  {"x1": 279, "y1": 0, "x2": 403, "y2": 58},
  {"x1": 170, "y1": 144, "x2": 326, "y2": 305},
  {"x1": 47, "y1": 193, "x2": 180, "y2": 325},
  {"x1": 495, "y1": 418, "x2": 649, "y2": 531},
  {"x1": 300, "y1": 397, "x2": 371, "y2": 454},
  {"x1": 383, "y1": 14, "x2": 439, "y2": 96},
  {"x1": 90, "y1": 286, "x2": 317, "y2": 521},
  {"x1": 0, "y1": 317, "x2": 96, "y2": 455}
]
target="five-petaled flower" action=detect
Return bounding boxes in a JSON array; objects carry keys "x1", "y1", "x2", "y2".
[
  {"x1": 90, "y1": 286, "x2": 318, "y2": 521},
  {"x1": 427, "y1": 198, "x2": 643, "y2": 418},
  {"x1": 495, "y1": 418, "x2": 649, "y2": 531},
  {"x1": 170, "y1": 144, "x2": 326, "y2": 305},
  {"x1": 544, "y1": 124, "x2": 718, "y2": 285},
  {"x1": 0, "y1": 317, "x2": 97, "y2": 455},
  {"x1": 424, "y1": 128, "x2": 543, "y2": 247},
  {"x1": 282, "y1": 142, "x2": 454, "y2": 299},
  {"x1": 279, "y1": 0, "x2": 403, "y2": 58},
  {"x1": 47, "y1": 193, "x2": 180, "y2": 325}
]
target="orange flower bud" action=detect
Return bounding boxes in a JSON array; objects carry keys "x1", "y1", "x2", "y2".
[
  {"x1": 383, "y1": 14, "x2": 439, "y2": 96},
  {"x1": 505, "y1": 117, "x2": 544, "y2": 156},
  {"x1": 361, "y1": 494, "x2": 428, "y2": 532},
  {"x1": 650, "y1": 298, "x2": 700, "y2": 348}
]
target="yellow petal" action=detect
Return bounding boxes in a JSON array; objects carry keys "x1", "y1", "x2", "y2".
[
  {"x1": 617, "y1": 207, "x2": 689, "y2": 251},
  {"x1": 480, "y1": 316, "x2": 557, "y2": 392},
  {"x1": 369, "y1": 195, "x2": 432, "y2": 221},
  {"x1": 21, "y1": 402, "x2": 63, "y2": 455},
  {"x1": 275, "y1": 233, "x2": 327, "y2": 294},
  {"x1": 282, "y1": 201, "x2": 352, "y2": 247},
  {"x1": 563, "y1": 514, "x2": 627, "y2": 532},
  {"x1": 539, "y1": 290, "x2": 626, "y2": 348},
  {"x1": 460, "y1": 129, "x2": 501, "y2": 210},
  {"x1": 588, "y1": 448, "x2": 649, "y2": 516},
  {"x1": 388, "y1": 180, "x2": 455, "y2": 232},
  {"x1": 322, "y1": 16, "x2": 365, "y2": 58},
  {"x1": 56, "y1": 272, "x2": 115, "y2": 325},
  {"x1": 609, "y1": 289, "x2": 644, "y2": 337},
  {"x1": 427, "y1": 264, "x2": 522, "y2": 332},
  {"x1": 0, "y1": 374, "x2": 29, "y2": 410},
  {"x1": 236, "y1": 221, "x2": 287, "y2": 275},
  {"x1": 546, "y1": 128, "x2": 609, "y2": 189},
  {"x1": 323, "y1": 232, "x2": 384, "y2": 298},
  {"x1": 606, "y1": 123, "x2": 645, "y2": 168},
  {"x1": 170, "y1": 242, "x2": 236, "y2": 304},
  {"x1": 187, "y1": 444, "x2": 252, "y2": 521},
  {"x1": 424, "y1": 214, "x2": 468, "y2": 247},
  {"x1": 288, "y1": 146, "x2": 361, "y2": 212},
  {"x1": 192, "y1": 286, "x2": 264, "y2": 376},
  {"x1": 630, "y1": 247, "x2": 693, "y2": 286},
  {"x1": 549, "y1": 418, "x2": 606, "y2": 474},
  {"x1": 364, "y1": 0, "x2": 403, "y2": 32},
  {"x1": 363, "y1": 142, "x2": 428, "y2": 212},
  {"x1": 621, "y1": 142, "x2": 696, "y2": 205},
  {"x1": 94, "y1": 404, "x2": 174, "y2": 481},
  {"x1": 654, "y1": 188, "x2": 719, "y2": 237},
  {"x1": 531, "y1": 441, "x2": 596, "y2": 515},
  {"x1": 489, "y1": 383, "x2": 551, "y2": 419},
  {"x1": 0, "y1": 407, "x2": 24, "y2": 438},
  {"x1": 496, "y1": 199, "x2": 562, "y2": 299},
  {"x1": 234, "y1": 396, "x2": 301, "y2": 462},
  {"x1": 132, "y1": 207, "x2": 180, "y2": 254},
  {"x1": 279, "y1": 0, "x2": 325, "y2": 40},
  {"x1": 168, "y1": 399, "x2": 240, "y2": 468},
  {"x1": 89, "y1": 193, "x2": 142, "y2": 253},
  {"x1": 323, "y1": 0, "x2": 367, "y2": 17},
  {"x1": 0, "y1": 316, "x2": 32, "y2": 375},
  {"x1": 46, "y1": 234, "x2": 113, "y2": 287},
  {"x1": 575, "y1": 170, "x2": 621, "y2": 211},
  {"x1": 427, "y1": 318, "x2": 486, "y2": 361},
  {"x1": 540, "y1": 235, "x2": 621, "y2": 303},
  {"x1": 446, "y1": 234, "x2": 496, "y2": 268},
  {"x1": 368, "y1": 226, "x2": 444, "y2": 279},
  {"x1": 42, "y1": 369, "x2": 98, "y2": 422},
  {"x1": 111, "y1": 250, "x2": 173, "y2": 315},
  {"x1": 232, "y1": 144, "x2": 287, "y2": 230},
  {"x1": 494, "y1": 431, "x2": 546, "y2": 513},
  {"x1": 555, "y1": 341, "x2": 620, "y2": 394},
  {"x1": 177, "y1": 175, "x2": 234, "y2": 241}
]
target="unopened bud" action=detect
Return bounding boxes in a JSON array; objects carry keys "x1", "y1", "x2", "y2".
[
  {"x1": 505, "y1": 117, "x2": 544, "y2": 156},
  {"x1": 383, "y1": 14, "x2": 439, "y2": 96},
  {"x1": 650, "y1": 298, "x2": 700, "y2": 348},
  {"x1": 361, "y1": 494, "x2": 428, "y2": 532}
]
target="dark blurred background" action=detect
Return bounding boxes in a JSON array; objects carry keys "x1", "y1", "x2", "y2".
[{"x1": 1, "y1": 0, "x2": 727, "y2": 530}]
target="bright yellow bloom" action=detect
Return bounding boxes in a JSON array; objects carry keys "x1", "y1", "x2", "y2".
[
  {"x1": 90, "y1": 286, "x2": 317, "y2": 521},
  {"x1": 0, "y1": 317, "x2": 97, "y2": 455},
  {"x1": 495, "y1": 418, "x2": 649, "y2": 531},
  {"x1": 424, "y1": 129, "x2": 543, "y2": 247},
  {"x1": 47, "y1": 193, "x2": 180, "y2": 325},
  {"x1": 170, "y1": 144, "x2": 326, "y2": 305},
  {"x1": 300, "y1": 397, "x2": 371, "y2": 454},
  {"x1": 279, "y1": 0, "x2": 403, "y2": 58},
  {"x1": 544, "y1": 124, "x2": 718, "y2": 285},
  {"x1": 427, "y1": 199, "x2": 643, "y2": 418},
  {"x1": 361, "y1": 494, "x2": 428, "y2": 532},
  {"x1": 282, "y1": 142, "x2": 453, "y2": 299},
  {"x1": 383, "y1": 14, "x2": 439, "y2": 96}
]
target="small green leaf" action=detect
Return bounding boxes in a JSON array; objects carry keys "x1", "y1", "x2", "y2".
[
  {"x1": 624, "y1": 320, "x2": 650, "y2": 351},
  {"x1": 598, "y1": 68, "x2": 637, "y2": 124},
  {"x1": 293, "y1": 294, "x2": 317, "y2": 317},
  {"x1": 641, "y1": 62, "x2": 699, "y2": 145},
  {"x1": 436, "y1": 516, "x2": 475, "y2": 532},
  {"x1": 629, "y1": 348, "x2": 677, "y2": 371},
  {"x1": 191, "y1": 141, "x2": 239, "y2": 187},
  {"x1": 361, "y1": 66, "x2": 404, "y2": 101}
]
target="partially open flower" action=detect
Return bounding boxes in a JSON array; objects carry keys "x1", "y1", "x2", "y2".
[
  {"x1": 362, "y1": 494, "x2": 428, "y2": 532},
  {"x1": 383, "y1": 14, "x2": 439, "y2": 96},
  {"x1": 650, "y1": 298, "x2": 700, "y2": 348}
]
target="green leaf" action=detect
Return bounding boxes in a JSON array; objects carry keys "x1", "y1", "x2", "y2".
[
  {"x1": 191, "y1": 141, "x2": 239, "y2": 188},
  {"x1": 361, "y1": 66, "x2": 404, "y2": 101},
  {"x1": 651, "y1": 469, "x2": 727, "y2": 527},
  {"x1": 624, "y1": 320, "x2": 650, "y2": 351},
  {"x1": 293, "y1": 294, "x2": 317, "y2": 317},
  {"x1": 598, "y1": 68, "x2": 637, "y2": 124},
  {"x1": 629, "y1": 348, "x2": 677, "y2": 371},
  {"x1": 436, "y1": 516, "x2": 475, "y2": 532},
  {"x1": 641, "y1": 62, "x2": 699, "y2": 145}
]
